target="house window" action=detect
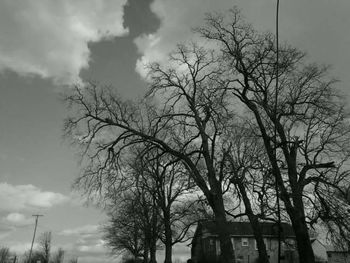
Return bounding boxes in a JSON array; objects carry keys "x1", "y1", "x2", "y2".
[
  {"x1": 285, "y1": 238, "x2": 295, "y2": 249},
  {"x1": 264, "y1": 238, "x2": 269, "y2": 250},
  {"x1": 281, "y1": 241, "x2": 286, "y2": 251},
  {"x1": 208, "y1": 238, "x2": 215, "y2": 255},
  {"x1": 241, "y1": 238, "x2": 249, "y2": 247},
  {"x1": 266, "y1": 238, "x2": 271, "y2": 250},
  {"x1": 216, "y1": 240, "x2": 221, "y2": 256},
  {"x1": 231, "y1": 237, "x2": 235, "y2": 250}
]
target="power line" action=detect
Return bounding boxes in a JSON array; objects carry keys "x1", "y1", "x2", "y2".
[{"x1": 28, "y1": 214, "x2": 43, "y2": 263}]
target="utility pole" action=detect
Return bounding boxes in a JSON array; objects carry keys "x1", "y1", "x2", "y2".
[
  {"x1": 28, "y1": 214, "x2": 43, "y2": 263},
  {"x1": 275, "y1": 0, "x2": 281, "y2": 263}
]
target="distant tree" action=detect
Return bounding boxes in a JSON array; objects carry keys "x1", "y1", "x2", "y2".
[
  {"x1": 104, "y1": 198, "x2": 145, "y2": 258},
  {"x1": 68, "y1": 258, "x2": 78, "y2": 263},
  {"x1": 23, "y1": 233, "x2": 64, "y2": 263},
  {"x1": 102, "y1": 145, "x2": 198, "y2": 263},
  {"x1": 23, "y1": 250, "x2": 44, "y2": 263},
  {"x1": 103, "y1": 185, "x2": 160, "y2": 263},
  {"x1": 50, "y1": 248, "x2": 64, "y2": 263},
  {"x1": 0, "y1": 247, "x2": 10, "y2": 263},
  {"x1": 133, "y1": 148, "x2": 197, "y2": 263}
]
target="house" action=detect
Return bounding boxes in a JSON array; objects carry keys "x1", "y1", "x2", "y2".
[
  {"x1": 327, "y1": 251, "x2": 350, "y2": 263},
  {"x1": 325, "y1": 244, "x2": 350, "y2": 263},
  {"x1": 311, "y1": 238, "x2": 328, "y2": 263},
  {"x1": 315, "y1": 242, "x2": 350, "y2": 263},
  {"x1": 191, "y1": 221, "x2": 298, "y2": 263}
]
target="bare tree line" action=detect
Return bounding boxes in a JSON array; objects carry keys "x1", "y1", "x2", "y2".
[{"x1": 0, "y1": 232, "x2": 78, "y2": 263}]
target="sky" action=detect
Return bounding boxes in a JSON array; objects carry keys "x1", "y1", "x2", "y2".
[{"x1": 0, "y1": 0, "x2": 349, "y2": 262}]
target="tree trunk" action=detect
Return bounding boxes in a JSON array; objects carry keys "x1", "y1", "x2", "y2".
[
  {"x1": 164, "y1": 209, "x2": 173, "y2": 263},
  {"x1": 289, "y1": 209, "x2": 315, "y2": 263},
  {"x1": 143, "y1": 250, "x2": 149, "y2": 263},
  {"x1": 143, "y1": 238, "x2": 149, "y2": 263},
  {"x1": 149, "y1": 199, "x2": 158, "y2": 263},
  {"x1": 210, "y1": 194, "x2": 235, "y2": 263},
  {"x1": 250, "y1": 216, "x2": 270, "y2": 263},
  {"x1": 149, "y1": 245, "x2": 157, "y2": 263},
  {"x1": 237, "y1": 183, "x2": 270, "y2": 263},
  {"x1": 164, "y1": 237, "x2": 172, "y2": 263}
]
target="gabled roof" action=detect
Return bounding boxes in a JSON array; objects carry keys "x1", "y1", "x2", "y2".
[{"x1": 197, "y1": 221, "x2": 295, "y2": 238}]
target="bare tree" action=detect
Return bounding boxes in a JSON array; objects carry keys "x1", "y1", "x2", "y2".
[
  {"x1": 64, "y1": 43, "x2": 238, "y2": 263},
  {"x1": 103, "y1": 178, "x2": 161, "y2": 263},
  {"x1": 22, "y1": 232, "x2": 65, "y2": 263},
  {"x1": 318, "y1": 188, "x2": 350, "y2": 250},
  {"x1": 23, "y1": 250, "x2": 44, "y2": 263},
  {"x1": 64, "y1": 10, "x2": 350, "y2": 263},
  {"x1": 134, "y1": 148, "x2": 197, "y2": 263},
  {"x1": 0, "y1": 247, "x2": 10, "y2": 263},
  {"x1": 198, "y1": 8, "x2": 350, "y2": 262},
  {"x1": 104, "y1": 209, "x2": 145, "y2": 259},
  {"x1": 223, "y1": 121, "x2": 275, "y2": 263},
  {"x1": 104, "y1": 192, "x2": 149, "y2": 261},
  {"x1": 39, "y1": 231, "x2": 51, "y2": 263}
]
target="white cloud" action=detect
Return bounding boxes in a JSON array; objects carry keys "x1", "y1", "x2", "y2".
[
  {"x1": 134, "y1": 0, "x2": 283, "y2": 77},
  {"x1": 77, "y1": 239, "x2": 106, "y2": 253},
  {"x1": 157, "y1": 243, "x2": 191, "y2": 263},
  {"x1": 0, "y1": 0, "x2": 128, "y2": 84},
  {"x1": 0, "y1": 183, "x2": 69, "y2": 211},
  {"x1": 73, "y1": 239, "x2": 111, "y2": 263},
  {"x1": 59, "y1": 224, "x2": 99, "y2": 236},
  {"x1": 58, "y1": 227, "x2": 113, "y2": 263},
  {"x1": 134, "y1": 0, "x2": 350, "y2": 95},
  {"x1": 10, "y1": 242, "x2": 37, "y2": 254},
  {"x1": 134, "y1": 0, "x2": 234, "y2": 77},
  {"x1": 74, "y1": 255, "x2": 116, "y2": 263},
  {"x1": 3, "y1": 212, "x2": 32, "y2": 226}
]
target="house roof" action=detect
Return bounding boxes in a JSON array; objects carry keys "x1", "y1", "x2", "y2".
[
  {"x1": 327, "y1": 251, "x2": 350, "y2": 254},
  {"x1": 198, "y1": 221, "x2": 295, "y2": 238}
]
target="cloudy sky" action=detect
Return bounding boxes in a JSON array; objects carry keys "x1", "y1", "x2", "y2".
[{"x1": 0, "y1": 0, "x2": 349, "y2": 262}]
